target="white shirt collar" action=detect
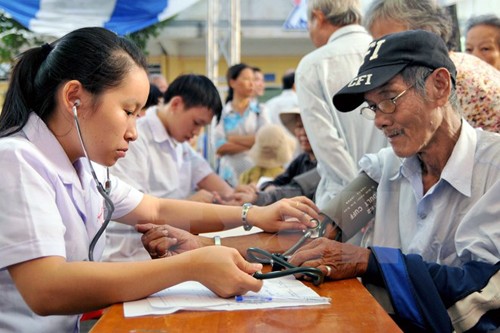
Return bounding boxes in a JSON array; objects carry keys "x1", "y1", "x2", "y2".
[
  {"x1": 22, "y1": 113, "x2": 85, "y2": 187},
  {"x1": 145, "y1": 107, "x2": 179, "y2": 147},
  {"x1": 399, "y1": 119, "x2": 476, "y2": 197}
]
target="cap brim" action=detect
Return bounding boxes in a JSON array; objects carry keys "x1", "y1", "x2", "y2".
[{"x1": 333, "y1": 63, "x2": 407, "y2": 112}]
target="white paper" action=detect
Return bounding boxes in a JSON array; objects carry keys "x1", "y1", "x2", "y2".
[
  {"x1": 124, "y1": 275, "x2": 330, "y2": 317},
  {"x1": 200, "y1": 226, "x2": 263, "y2": 238}
]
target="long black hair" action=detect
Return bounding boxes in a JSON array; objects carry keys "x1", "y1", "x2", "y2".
[{"x1": 0, "y1": 27, "x2": 148, "y2": 137}]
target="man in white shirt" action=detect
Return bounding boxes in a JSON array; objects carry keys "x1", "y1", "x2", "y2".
[
  {"x1": 296, "y1": 0, "x2": 387, "y2": 209},
  {"x1": 265, "y1": 70, "x2": 301, "y2": 158},
  {"x1": 102, "y1": 74, "x2": 235, "y2": 261},
  {"x1": 266, "y1": 70, "x2": 298, "y2": 127}
]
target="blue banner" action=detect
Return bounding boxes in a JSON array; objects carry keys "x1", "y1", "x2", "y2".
[{"x1": 0, "y1": 0, "x2": 200, "y2": 37}]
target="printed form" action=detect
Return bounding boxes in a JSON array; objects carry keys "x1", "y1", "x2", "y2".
[{"x1": 124, "y1": 275, "x2": 330, "y2": 317}]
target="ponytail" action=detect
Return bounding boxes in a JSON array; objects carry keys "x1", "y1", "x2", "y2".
[
  {"x1": 225, "y1": 87, "x2": 234, "y2": 104},
  {"x1": 0, "y1": 44, "x2": 52, "y2": 137}
]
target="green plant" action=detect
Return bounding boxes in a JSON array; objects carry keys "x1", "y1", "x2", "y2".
[
  {"x1": 126, "y1": 17, "x2": 175, "y2": 55},
  {"x1": 0, "y1": 10, "x2": 174, "y2": 79},
  {"x1": 0, "y1": 11, "x2": 44, "y2": 78}
]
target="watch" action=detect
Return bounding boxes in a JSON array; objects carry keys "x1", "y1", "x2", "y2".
[{"x1": 241, "y1": 203, "x2": 253, "y2": 231}]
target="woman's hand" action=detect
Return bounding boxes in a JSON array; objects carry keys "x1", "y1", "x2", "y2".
[
  {"x1": 136, "y1": 223, "x2": 204, "y2": 259},
  {"x1": 249, "y1": 196, "x2": 320, "y2": 233},
  {"x1": 139, "y1": 224, "x2": 265, "y2": 297},
  {"x1": 287, "y1": 238, "x2": 370, "y2": 280},
  {"x1": 184, "y1": 246, "x2": 263, "y2": 298}
]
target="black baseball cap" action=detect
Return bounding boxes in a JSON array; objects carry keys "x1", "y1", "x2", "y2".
[{"x1": 333, "y1": 29, "x2": 457, "y2": 112}]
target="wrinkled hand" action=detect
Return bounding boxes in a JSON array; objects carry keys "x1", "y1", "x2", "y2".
[
  {"x1": 136, "y1": 223, "x2": 203, "y2": 259},
  {"x1": 288, "y1": 238, "x2": 370, "y2": 280},
  {"x1": 183, "y1": 246, "x2": 264, "y2": 298},
  {"x1": 250, "y1": 196, "x2": 320, "y2": 232}
]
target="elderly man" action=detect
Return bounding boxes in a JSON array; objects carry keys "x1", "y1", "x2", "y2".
[
  {"x1": 289, "y1": 30, "x2": 500, "y2": 332},
  {"x1": 137, "y1": 29, "x2": 500, "y2": 333}
]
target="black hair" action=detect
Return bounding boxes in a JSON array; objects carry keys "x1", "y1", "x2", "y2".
[
  {"x1": 225, "y1": 63, "x2": 251, "y2": 104},
  {"x1": 0, "y1": 27, "x2": 148, "y2": 137},
  {"x1": 144, "y1": 84, "x2": 162, "y2": 109},
  {"x1": 282, "y1": 72, "x2": 295, "y2": 90},
  {"x1": 163, "y1": 74, "x2": 223, "y2": 124}
]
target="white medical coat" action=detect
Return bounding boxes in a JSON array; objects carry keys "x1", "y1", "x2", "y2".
[{"x1": 0, "y1": 114, "x2": 143, "y2": 332}]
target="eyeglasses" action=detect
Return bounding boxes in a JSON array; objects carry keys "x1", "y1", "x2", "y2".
[{"x1": 360, "y1": 86, "x2": 413, "y2": 120}]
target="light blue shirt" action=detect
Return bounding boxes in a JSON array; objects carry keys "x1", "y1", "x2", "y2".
[
  {"x1": 360, "y1": 120, "x2": 500, "y2": 266},
  {"x1": 296, "y1": 24, "x2": 388, "y2": 209},
  {"x1": 211, "y1": 101, "x2": 269, "y2": 186}
]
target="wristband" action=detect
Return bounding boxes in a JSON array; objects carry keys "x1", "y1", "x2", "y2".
[
  {"x1": 214, "y1": 235, "x2": 222, "y2": 246},
  {"x1": 241, "y1": 203, "x2": 253, "y2": 231}
]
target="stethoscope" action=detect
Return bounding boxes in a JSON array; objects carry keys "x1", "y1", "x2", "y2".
[
  {"x1": 247, "y1": 215, "x2": 340, "y2": 286},
  {"x1": 72, "y1": 100, "x2": 115, "y2": 261},
  {"x1": 73, "y1": 99, "x2": 338, "y2": 267}
]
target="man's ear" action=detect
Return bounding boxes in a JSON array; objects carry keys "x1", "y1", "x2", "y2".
[
  {"x1": 169, "y1": 96, "x2": 185, "y2": 113},
  {"x1": 428, "y1": 68, "x2": 452, "y2": 107},
  {"x1": 312, "y1": 9, "x2": 326, "y2": 27}
]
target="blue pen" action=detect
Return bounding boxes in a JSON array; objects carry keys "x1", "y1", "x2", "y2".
[{"x1": 235, "y1": 295, "x2": 331, "y2": 303}]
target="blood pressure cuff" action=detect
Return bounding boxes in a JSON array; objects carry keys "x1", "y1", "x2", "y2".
[{"x1": 320, "y1": 172, "x2": 378, "y2": 241}]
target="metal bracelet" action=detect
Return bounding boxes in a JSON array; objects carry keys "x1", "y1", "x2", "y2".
[{"x1": 241, "y1": 203, "x2": 253, "y2": 231}]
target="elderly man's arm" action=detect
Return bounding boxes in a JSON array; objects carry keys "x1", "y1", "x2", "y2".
[
  {"x1": 364, "y1": 248, "x2": 500, "y2": 333},
  {"x1": 288, "y1": 239, "x2": 499, "y2": 332}
]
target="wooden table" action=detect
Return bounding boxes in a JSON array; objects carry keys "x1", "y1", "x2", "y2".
[{"x1": 90, "y1": 277, "x2": 402, "y2": 333}]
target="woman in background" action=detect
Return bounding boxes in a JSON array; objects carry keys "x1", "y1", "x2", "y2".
[
  {"x1": 465, "y1": 14, "x2": 500, "y2": 70},
  {"x1": 212, "y1": 63, "x2": 269, "y2": 186}
]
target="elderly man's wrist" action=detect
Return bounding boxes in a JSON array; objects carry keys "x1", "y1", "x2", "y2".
[
  {"x1": 360, "y1": 249, "x2": 382, "y2": 283},
  {"x1": 356, "y1": 248, "x2": 371, "y2": 275}
]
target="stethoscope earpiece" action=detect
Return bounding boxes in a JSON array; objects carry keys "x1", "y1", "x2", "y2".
[{"x1": 72, "y1": 100, "x2": 80, "y2": 117}]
